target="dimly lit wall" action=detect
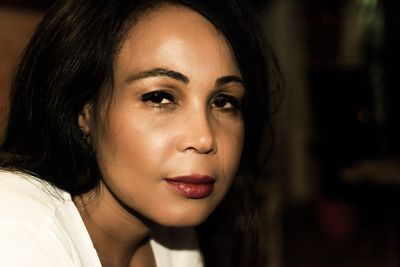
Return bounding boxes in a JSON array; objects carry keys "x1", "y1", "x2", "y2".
[{"x1": 0, "y1": 6, "x2": 42, "y2": 143}]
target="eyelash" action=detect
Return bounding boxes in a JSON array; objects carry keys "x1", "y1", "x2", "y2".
[
  {"x1": 141, "y1": 90, "x2": 241, "y2": 113},
  {"x1": 141, "y1": 91, "x2": 176, "y2": 109},
  {"x1": 211, "y1": 94, "x2": 241, "y2": 113}
]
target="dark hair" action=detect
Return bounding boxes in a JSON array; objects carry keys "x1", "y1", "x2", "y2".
[{"x1": 0, "y1": 0, "x2": 278, "y2": 266}]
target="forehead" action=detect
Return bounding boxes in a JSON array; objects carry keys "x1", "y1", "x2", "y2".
[
  {"x1": 114, "y1": 4, "x2": 240, "y2": 80},
  {"x1": 127, "y1": 3, "x2": 222, "y2": 43}
]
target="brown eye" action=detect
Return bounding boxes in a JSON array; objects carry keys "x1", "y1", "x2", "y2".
[
  {"x1": 211, "y1": 94, "x2": 241, "y2": 112},
  {"x1": 141, "y1": 91, "x2": 175, "y2": 108}
]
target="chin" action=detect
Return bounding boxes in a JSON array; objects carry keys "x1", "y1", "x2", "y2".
[
  {"x1": 152, "y1": 205, "x2": 214, "y2": 228},
  {"x1": 160, "y1": 217, "x2": 206, "y2": 228}
]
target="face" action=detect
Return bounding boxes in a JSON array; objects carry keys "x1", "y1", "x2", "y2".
[{"x1": 80, "y1": 4, "x2": 245, "y2": 226}]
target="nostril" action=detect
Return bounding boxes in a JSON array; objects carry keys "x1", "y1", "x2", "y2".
[
  {"x1": 177, "y1": 111, "x2": 217, "y2": 154},
  {"x1": 178, "y1": 129, "x2": 216, "y2": 154},
  {"x1": 185, "y1": 137, "x2": 215, "y2": 154}
]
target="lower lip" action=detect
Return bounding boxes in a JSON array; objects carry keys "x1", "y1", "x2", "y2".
[{"x1": 165, "y1": 180, "x2": 214, "y2": 199}]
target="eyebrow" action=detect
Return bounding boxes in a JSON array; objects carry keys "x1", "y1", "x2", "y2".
[
  {"x1": 215, "y1": 75, "x2": 244, "y2": 87},
  {"x1": 126, "y1": 68, "x2": 189, "y2": 84},
  {"x1": 126, "y1": 67, "x2": 244, "y2": 87}
]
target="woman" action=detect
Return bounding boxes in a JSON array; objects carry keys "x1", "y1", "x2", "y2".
[{"x1": 0, "y1": 0, "x2": 276, "y2": 266}]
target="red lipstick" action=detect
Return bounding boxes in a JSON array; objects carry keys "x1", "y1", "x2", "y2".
[{"x1": 165, "y1": 175, "x2": 215, "y2": 199}]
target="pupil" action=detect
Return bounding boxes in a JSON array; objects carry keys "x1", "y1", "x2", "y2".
[
  {"x1": 153, "y1": 93, "x2": 164, "y2": 103},
  {"x1": 216, "y1": 99, "x2": 225, "y2": 107}
]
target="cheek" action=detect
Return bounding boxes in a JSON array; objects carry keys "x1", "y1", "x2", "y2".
[{"x1": 93, "y1": 111, "x2": 171, "y2": 178}]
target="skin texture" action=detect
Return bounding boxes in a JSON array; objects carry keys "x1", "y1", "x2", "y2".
[{"x1": 77, "y1": 4, "x2": 245, "y2": 266}]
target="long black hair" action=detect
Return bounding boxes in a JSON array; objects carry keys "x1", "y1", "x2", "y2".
[{"x1": 0, "y1": 0, "x2": 278, "y2": 266}]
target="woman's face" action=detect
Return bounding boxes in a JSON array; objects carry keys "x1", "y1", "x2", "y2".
[{"x1": 80, "y1": 4, "x2": 245, "y2": 226}]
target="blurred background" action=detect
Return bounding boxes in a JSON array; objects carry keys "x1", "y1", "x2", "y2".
[{"x1": 0, "y1": 0, "x2": 398, "y2": 266}]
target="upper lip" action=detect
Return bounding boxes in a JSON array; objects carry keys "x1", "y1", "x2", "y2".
[{"x1": 165, "y1": 174, "x2": 215, "y2": 184}]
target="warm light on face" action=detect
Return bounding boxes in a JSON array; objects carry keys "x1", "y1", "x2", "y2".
[{"x1": 80, "y1": 4, "x2": 245, "y2": 226}]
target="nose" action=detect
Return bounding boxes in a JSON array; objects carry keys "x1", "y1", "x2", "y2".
[{"x1": 177, "y1": 109, "x2": 216, "y2": 154}]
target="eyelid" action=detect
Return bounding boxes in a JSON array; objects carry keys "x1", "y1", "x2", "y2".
[
  {"x1": 141, "y1": 90, "x2": 174, "y2": 102},
  {"x1": 211, "y1": 93, "x2": 242, "y2": 112},
  {"x1": 214, "y1": 82, "x2": 245, "y2": 97},
  {"x1": 212, "y1": 86, "x2": 244, "y2": 102},
  {"x1": 140, "y1": 90, "x2": 178, "y2": 111}
]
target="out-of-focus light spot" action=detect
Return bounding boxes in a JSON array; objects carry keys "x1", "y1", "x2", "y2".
[{"x1": 357, "y1": 107, "x2": 372, "y2": 124}]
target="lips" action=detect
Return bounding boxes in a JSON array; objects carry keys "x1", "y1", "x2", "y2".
[{"x1": 165, "y1": 175, "x2": 215, "y2": 199}]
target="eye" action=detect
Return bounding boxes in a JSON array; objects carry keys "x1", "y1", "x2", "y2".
[
  {"x1": 211, "y1": 94, "x2": 241, "y2": 112},
  {"x1": 141, "y1": 91, "x2": 175, "y2": 109}
]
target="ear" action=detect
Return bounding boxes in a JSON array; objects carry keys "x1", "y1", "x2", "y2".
[{"x1": 78, "y1": 102, "x2": 93, "y2": 135}]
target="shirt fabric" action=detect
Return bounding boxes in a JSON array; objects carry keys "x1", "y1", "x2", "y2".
[{"x1": 0, "y1": 170, "x2": 203, "y2": 267}]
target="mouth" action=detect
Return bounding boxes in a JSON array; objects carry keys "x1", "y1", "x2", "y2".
[{"x1": 165, "y1": 174, "x2": 215, "y2": 199}]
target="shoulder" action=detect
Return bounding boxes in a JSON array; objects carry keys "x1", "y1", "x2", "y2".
[
  {"x1": 0, "y1": 170, "x2": 69, "y2": 221},
  {"x1": 0, "y1": 170, "x2": 80, "y2": 266}
]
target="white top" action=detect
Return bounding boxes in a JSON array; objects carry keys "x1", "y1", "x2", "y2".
[{"x1": 0, "y1": 170, "x2": 203, "y2": 267}]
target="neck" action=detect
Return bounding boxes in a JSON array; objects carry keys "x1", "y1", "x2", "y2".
[{"x1": 73, "y1": 181, "x2": 153, "y2": 267}]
